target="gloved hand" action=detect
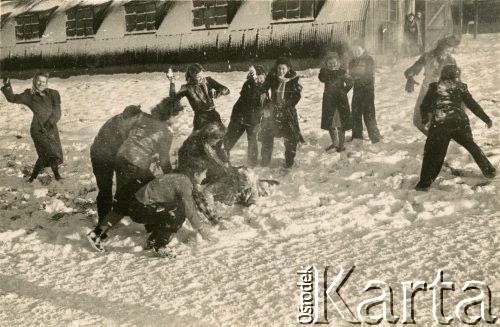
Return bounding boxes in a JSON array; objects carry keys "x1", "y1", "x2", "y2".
[
  {"x1": 405, "y1": 77, "x2": 419, "y2": 93},
  {"x1": 486, "y1": 118, "x2": 493, "y2": 129},
  {"x1": 2, "y1": 78, "x2": 10, "y2": 87}
]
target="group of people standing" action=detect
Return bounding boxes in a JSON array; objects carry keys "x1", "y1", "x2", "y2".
[
  {"x1": 404, "y1": 11, "x2": 424, "y2": 56},
  {"x1": 0, "y1": 35, "x2": 496, "y2": 256}
]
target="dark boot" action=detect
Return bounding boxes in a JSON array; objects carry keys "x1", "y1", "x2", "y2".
[
  {"x1": 28, "y1": 158, "x2": 45, "y2": 182},
  {"x1": 51, "y1": 164, "x2": 62, "y2": 181}
]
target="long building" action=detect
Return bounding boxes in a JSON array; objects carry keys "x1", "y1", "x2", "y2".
[{"x1": 0, "y1": 0, "x2": 454, "y2": 71}]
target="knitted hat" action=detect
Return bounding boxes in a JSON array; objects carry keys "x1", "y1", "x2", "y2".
[
  {"x1": 122, "y1": 105, "x2": 142, "y2": 118},
  {"x1": 254, "y1": 65, "x2": 267, "y2": 76},
  {"x1": 275, "y1": 57, "x2": 292, "y2": 68},
  {"x1": 437, "y1": 35, "x2": 460, "y2": 50}
]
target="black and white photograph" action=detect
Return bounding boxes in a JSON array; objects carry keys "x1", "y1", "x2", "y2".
[{"x1": 0, "y1": 0, "x2": 498, "y2": 325}]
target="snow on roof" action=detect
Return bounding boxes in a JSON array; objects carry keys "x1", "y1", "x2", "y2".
[
  {"x1": 0, "y1": 0, "x2": 114, "y2": 17},
  {"x1": 316, "y1": 0, "x2": 369, "y2": 23}
]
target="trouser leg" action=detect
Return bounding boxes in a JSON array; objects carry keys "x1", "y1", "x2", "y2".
[
  {"x1": 413, "y1": 85, "x2": 429, "y2": 136},
  {"x1": 451, "y1": 126, "x2": 496, "y2": 176},
  {"x1": 364, "y1": 104, "x2": 382, "y2": 143},
  {"x1": 114, "y1": 162, "x2": 154, "y2": 215},
  {"x1": 284, "y1": 137, "x2": 298, "y2": 168},
  {"x1": 91, "y1": 157, "x2": 115, "y2": 224},
  {"x1": 50, "y1": 163, "x2": 62, "y2": 180},
  {"x1": 351, "y1": 103, "x2": 363, "y2": 140},
  {"x1": 337, "y1": 128, "x2": 346, "y2": 151},
  {"x1": 260, "y1": 135, "x2": 274, "y2": 167},
  {"x1": 416, "y1": 127, "x2": 451, "y2": 188},
  {"x1": 223, "y1": 119, "x2": 245, "y2": 160},
  {"x1": 246, "y1": 125, "x2": 259, "y2": 167}
]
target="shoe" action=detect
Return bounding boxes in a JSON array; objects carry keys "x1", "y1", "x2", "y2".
[
  {"x1": 336, "y1": 147, "x2": 346, "y2": 152},
  {"x1": 325, "y1": 144, "x2": 336, "y2": 152},
  {"x1": 87, "y1": 230, "x2": 107, "y2": 252},
  {"x1": 483, "y1": 170, "x2": 496, "y2": 179},
  {"x1": 414, "y1": 184, "x2": 430, "y2": 192},
  {"x1": 153, "y1": 246, "x2": 176, "y2": 258}
]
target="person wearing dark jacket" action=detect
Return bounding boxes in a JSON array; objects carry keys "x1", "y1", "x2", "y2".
[
  {"x1": 2, "y1": 73, "x2": 64, "y2": 181},
  {"x1": 404, "y1": 35, "x2": 459, "y2": 135},
  {"x1": 90, "y1": 105, "x2": 143, "y2": 224},
  {"x1": 349, "y1": 43, "x2": 381, "y2": 143},
  {"x1": 87, "y1": 162, "x2": 213, "y2": 256},
  {"x1": 415, "y1": 65, "x2": 495, "y2": 191},
  {"x1": 174, "y1": 63, "x2": 230, "y2": 131},
  {"x1": 224, "y1": 65, "x2": 268, "y2": 166},
  {"x1": 319, "y1": 52, "x2": 353, "y2": 152},
  {"x1": 260, "y1": 57, "x2": 304, "y2": 168},
  {"x1": 178, "y1": 122, "x2": 228, "y2": 185}
]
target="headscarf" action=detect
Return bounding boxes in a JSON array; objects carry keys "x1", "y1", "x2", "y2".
[{"x1": 31, "y1": 72, "x2": 50, "y2": 96}]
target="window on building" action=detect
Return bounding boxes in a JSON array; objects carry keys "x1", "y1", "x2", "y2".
[
  {"x1": 125, "y1": 1, "x2": 157, "y2": 32},
  {"x1": 66, "y1": 7, "x2": 94, "y2": 37},
  {"x1": 271, "y1": 0, "x2": 324, "y2": 22},
  {"x1": 192, "y1": 0, "x2": 230, "y2": 29},
  {"x1": 15, "y1": 14, "x2": 41, "y2": 41}
]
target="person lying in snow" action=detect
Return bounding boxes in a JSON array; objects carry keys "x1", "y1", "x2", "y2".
[
  {"x1": 90, "y1": 105, "x2": 143, "y2": 225},
  {"x1": 112, "y1": 79, "x2": 184, "y2": 224},
  {"x1": 87, "y1": 161, "x2": 213, "y2": 257},
  {"x1": 174, "y1": 63, "x2": 230, "y2": 132},
  {"x1": 2, "y1": 73, "x2": 64, "y2": 182},
  {"x1": 415, "y1": 65, "x2": 496, "y2": 191},
  {"x1": 319, "y1": 52, "x2": 353, "y2": 152},
  {"x1": 404, "y1": 35, "x2": 460, "y2": 135},
  {"x1": 202, "y1": 166, "x2": 278, "y2": 207},
  {"x1": 223, "y1": 65, "x2": 268, "y2": 167}
]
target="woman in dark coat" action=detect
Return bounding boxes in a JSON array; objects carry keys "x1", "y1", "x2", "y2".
[
  {"x1": 260, "y1": 57, "x2": 304, "y2": 168},
  {"x1": 174, "y1": 63, "x2": 230, "y2": 131},
  {"x1": 416, "y1": 65, "x2": 495, "y2": 190},
  {"x1": 319, "y1": 52, "x2": 353, "y2": 152},
  {"x1": 1, "y1": 73, "x2": 63, "y2": 181},
  {"x1": 224, "y1": 65, "x2": 268, "y2": 166}
]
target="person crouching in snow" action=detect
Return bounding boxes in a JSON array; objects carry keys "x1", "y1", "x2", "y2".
[
  {"x1": 174, "y1": 63, "x2": 230, "y2": 131},
  {"x1": 260, "y1": 57, "x2": 304, "y2": 168},
  {"x1": 415, "y1": 65, "x2": 496, "y2": 191},
  {"x1": 223, "y1": 65, "x2": 268, "y2": 167},
  {"x1": 88, "y1": 161, "x2": 213, "y2": 256},
  {"x1": 1, "y1": 73, "x2": 64, "y2": 182},
  {"x1": 178, "y1": 122, "x2": 228, "y2": 186},
  {"x1": 92, "y1": 82, "x2": 184, "y2": 239},
  {"x1": 349, "y1": 42, "x2": 382, "y2": 144},
  {"x1": 90, "y1": 104, "x2": 143, "y2": 225},
  {"x1": 319, "y1": 52, "x2": 353, "y2": 152}
]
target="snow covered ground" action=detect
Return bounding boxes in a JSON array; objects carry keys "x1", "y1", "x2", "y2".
[{"x1": 0, "y1": 34, "x2": 498, "y2": 326}]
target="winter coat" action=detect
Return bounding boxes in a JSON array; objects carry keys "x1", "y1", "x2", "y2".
[
  {"x1": 177, "y1": 130, "x2": 227, "y2": 177},
  {"x1": 1, "y1": 85, "x2": 63, "y2": 166},
  {"x1": 319, "y1": 68, "x2": 353, "y2": 130},
  {"x1": 420, "y1": 81, "x2": 491, "y2": 128},
  {"x1": 349, "y1": 52, "x2": 375, "y2": 107},
  {"x1": 230, "y1": 78, "x2": 268, "y2": 127},
  {"x1": 260, "y1": 70, "x2": 304, "y2": 143},
  {"x1": 175, "y1": 77, "x2": 229, "y2": 130},
  {"x1": 404, "y1": 51, "x2": 457, "y2": 86},
  {"x1": 133, "y1": 173, "x2": 205, "y2": 230},
  {"x1": 116, "y1": 113, "x2": 173, "y2": 173},
  {"x1": 90, "y1": 112, "x2": 138, "y2": 163}
]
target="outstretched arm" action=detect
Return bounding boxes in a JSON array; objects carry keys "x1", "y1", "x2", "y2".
[
  {"x1": 159, "y1": 129, "x2": 173, "y2": 173},
  {"x1": 461, "y1": 84, "x2": 491, "y2": 126},
  {"x1": 404, "y1": 53, "x2": 426, "y2": 79},
  {"x1": 1, "y1": 82, "x2": 30, "y2": 106}
]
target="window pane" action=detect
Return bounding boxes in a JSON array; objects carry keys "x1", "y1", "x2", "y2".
[
  {"x1": 146, "y1": 3, "x2": 156, "y2": 12},
  {"x1": 146, "y1": 13, "x2": 155, "y2": 23},
  {"x1": 215, "y1": 15, "x2": 226, "y2": 25},
  {"x1": 76, "y1": 10, "x2": 84, "y2": 19},
  {"x1": 76, "y1": 27, "x2": 84, "y2": 36},
  {"x1": 300, "y1": 0, "x2": 314, "y2": 17},
  {"x1": 205, "y1": 0, "x2": 216, "y2": 7},
  {"x1": 76, "y1": 20, "x2": 84, "y2": 28},
  {"x1": 15, "y1": 26, "x2": 24, "y2": 39},
  {"x1": 215, "y1": 6, "x2": 226, "y2": 16},
  {"x1": 85, "y1": 26, "x2": 93, "y2": 35},
  {"x1": 287, "y1": 0, "x2": 300, "y2": 11},
  {"x1": 31, "y1": 15, "x2": 39, "y2": 24},
  {"x1": 136, "y1": 4, "x2": 146, "y2": 14},
  {"x1": 193, "y1": 0, "x2": 204, "y2": 8},
  {"x1": 125, "y1": 5, "x2": 135, "y2": 14},
  {"x1": 216, "y1": 0, "x2": 227, "y2": 6},
  {"x1": 146, "y1": 22, "x2": 155, "y2": 30},
  {"x1": 67, "y1": 10, "x2": 75, "y2": 20},
  {"x1": 67, "y1": 21, "x2": 76, "y2": 30},
  {"x1": 67, "y1": 28, "x2": 75, "y2": 37}
]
